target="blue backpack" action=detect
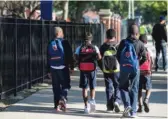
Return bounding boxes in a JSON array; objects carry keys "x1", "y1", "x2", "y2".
[
  {"x1": 120, "y1": 39, "x2": 139, "y2": 73},
  {"x1": 48, "y1": 39, "x2": 64, "y2": 66}
]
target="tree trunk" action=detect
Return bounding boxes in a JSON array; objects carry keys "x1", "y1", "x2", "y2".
[
  {"x1": 63, "y1": 0, "x2": 69, "y2": 20},
  {"x1": 76, "y1": 1, "x2": 88, "y2": 22}
]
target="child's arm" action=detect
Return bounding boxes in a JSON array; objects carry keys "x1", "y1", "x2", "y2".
[{"x1": 150, "y1": 56, "x2": 153, "y2": 74}]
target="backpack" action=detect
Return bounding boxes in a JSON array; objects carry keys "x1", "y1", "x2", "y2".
[
  {"x1": 120, "y1": 39, "x2": 139, "y2": 73},
  {"x1": 78, "y1": 44, "x2": 97, "y2": 72},
  {"x1": 102, "y1": 45, "x2": 120, "y2": 73},
  {"x1": 140, "y1": 48, "x2": 151, "y2": 71},
  {"x1": 48, "y1": 39, "x2": 64, "y2": 66}
]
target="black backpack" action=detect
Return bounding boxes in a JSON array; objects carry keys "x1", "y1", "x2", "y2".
[
  {"x1": 78, "y1": 44, "x2": 97, "y2": 72},
  {"x1": 102, "y1": 45, "x2": 120, "y2": 73}
]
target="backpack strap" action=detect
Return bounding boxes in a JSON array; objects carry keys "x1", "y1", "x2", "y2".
[
  {"x1": 55, "y1": 38, "x2": 64, "y2": 54},
  {"x1": 125, "y1": 39, "x2": 137, "y2": 57}
]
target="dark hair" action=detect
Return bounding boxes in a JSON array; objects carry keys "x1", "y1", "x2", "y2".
[
  {"x1": 84, "y1": 32, "x2": 93, "y2": 41},
  {"x1": 106, "y1": 29, "x2": 116, "y2": 39},
  {"x1": 128, "y1": 24, "x2": 139, "y2": 35},
  {"x1": 139, "y1": 34, "x2": 147, "y2": 43}
]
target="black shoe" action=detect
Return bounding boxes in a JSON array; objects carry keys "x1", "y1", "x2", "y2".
[
  {"x1": 155, "y1": 68, "x2": 158, "y2": 72},
  {"x1": 143, "y1": 99, "x2": 150, "y2": 113},
  {"x1": 163, "y1": 68, "x2": 168, "y2": 72},
  {"x1": 106, "y1": 108, "x2": 113, "y2": 113},
  {"x1": 106, "y1": 105, "x2": 114, "y2": 112},
  {"x1": 137, "y1": 105, "x2": 143, "y2": 113}
]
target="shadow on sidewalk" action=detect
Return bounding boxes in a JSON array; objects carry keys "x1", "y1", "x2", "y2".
[
  {"x1": 5, "y1": 105, "x2": 122, "y2": 118},
  {"x1": 4, "y1": 105, "x2": 167, "y2": 118}
]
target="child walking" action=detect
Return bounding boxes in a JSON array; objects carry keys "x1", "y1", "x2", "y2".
[
  {"x1": 99, "y1": 29, "x2": 121, "y2": 113},
  {"x1": 75, "y1": 32, "x2": 101, "y2": 114},
  {"x1": 138, "y1": 34, "x2": 153, "y2": 113}
]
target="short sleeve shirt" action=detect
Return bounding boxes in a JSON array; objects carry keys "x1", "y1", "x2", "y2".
[{"x1": 75, "y1": 45, "x2": 100, "y2": 55}]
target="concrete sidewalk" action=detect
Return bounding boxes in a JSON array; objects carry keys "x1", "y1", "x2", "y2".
[{"x1": 0, "y1": 70, "x2": 167, "y2": 119}]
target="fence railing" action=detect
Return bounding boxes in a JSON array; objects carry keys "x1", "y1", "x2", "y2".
[{"x1": 0, "y1": 18, "x2": 105, "y2": 99}]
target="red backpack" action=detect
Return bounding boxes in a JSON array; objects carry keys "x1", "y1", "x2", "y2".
[
  {"x1": 78, "y1": 44, "x2": 97, "y2": 72},
  {"x1": 140, "y1": 49, "x2": 151, "y2": 71}
]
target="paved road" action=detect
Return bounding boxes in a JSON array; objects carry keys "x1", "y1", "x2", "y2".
[{"x1": 0, "y1": 70, "x2": 167, "y2": 119}]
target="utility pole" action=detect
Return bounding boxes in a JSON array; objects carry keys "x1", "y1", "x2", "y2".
[
  {"x1": 131, "y1": 0, "x2": 134, "y2": 19},
  {"x1": 128, "y1": 0, "x2": 134, "y2": 19},
  {"x1": 128, "y1": 0, "x2": 131, "y2": 19}
]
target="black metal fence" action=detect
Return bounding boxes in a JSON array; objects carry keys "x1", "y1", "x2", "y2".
[{"x1": 0, "y1": 18, "x2": 105, "y2": 99}]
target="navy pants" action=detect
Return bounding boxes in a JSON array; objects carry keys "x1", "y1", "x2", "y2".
[
  {"x1": 104, "y1": 72, "x2": 121, "y2": 109},
  {"x1": 119, "y1": 71, "x2": 140, "y2": 113},
  {"x1": 51, "y1": 67, "x2": 71, "y2": 107},
  {"x1": 155, "y1": 40, "x2": 167, "y2": 70}
]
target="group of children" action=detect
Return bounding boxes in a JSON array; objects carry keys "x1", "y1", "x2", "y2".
[{"x1": 47, "y1": 26, "x2": 153, "y2": 118}]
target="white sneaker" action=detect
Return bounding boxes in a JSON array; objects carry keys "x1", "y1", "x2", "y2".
[
  {"x1": 114, "y1": 102, "x2": 120, "y2": 113},
  {"x1": 84, "y1": 106, "x2": 90, "y2": 114},
  {"x1": 90, "y1": 99, "x2": 96, "y2": 113}
]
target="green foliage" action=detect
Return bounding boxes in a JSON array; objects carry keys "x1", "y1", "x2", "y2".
[
  {"x1": 135, "y1": 1, "x2": 167, "y2": 23},
  {"x1": 55, "y1": 1, "x2": 168, "y2": 23}
]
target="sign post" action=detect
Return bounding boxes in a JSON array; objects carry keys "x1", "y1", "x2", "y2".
[{"x1": 41, "y1": 1, "x2": 53, "y2": 20}]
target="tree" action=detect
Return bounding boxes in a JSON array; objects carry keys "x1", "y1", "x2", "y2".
[
  {"x1": 63, "y1": 0, "x2": 69, "y2": 20},
  {"x1": 134, "y1": 1, "x2": 167, "y2": 23},
  {"x1": 68, "y1": 1, "x2": 128, "y2": 21},
  {"x1": 0, "y1": 1, "x2": 40, "y2": 19}
]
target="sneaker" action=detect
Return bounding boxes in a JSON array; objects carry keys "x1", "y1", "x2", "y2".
[
  {"x1": 90, "y1": 99, "x2": 96, "y2": 112},
  {"x1": 155, "y1": 67, "x2": 158, "y2": 72},
  {"x1": 56, "y1": 106, "x2": 61, "y2": 112},
  {"x1": 164, "y1": 68, "x2": 168, "y2": 72},
  {"x1": 122, "y1": 112, "x2": 131, "y2": 117},
  {"x1": 84, "y1": 106, "x2": 90, "y2": 114},
  {"x1": 130, "y1": 112, "x2": 137, "y2": 118},
  {"x1": 106, "y1": 108, "x2": 113, "y2": 113},
  {"x1": 59, "y1": 98, "x2": 67, "y2": 112},
  {"x1": 106, "y1": 105, "x2": 113, "y2": 113},
  {"x1": 123, "y1": 106, "x2": 132, "y2": 117},
  {"x1": 137, "y1": 105, "x2": 143, "y2": 113},
  {"x1": 114, "y1": 102, "x2": 120, "y2": 113},
  {"x1": 143, "y1": 99, "x2": 150, "y2": 113}
]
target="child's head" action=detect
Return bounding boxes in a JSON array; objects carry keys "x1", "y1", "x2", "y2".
[
  {"x1": 106, "y1": 29, "x2": 116, "y2": 41},
  {"x1": 139, "y1": 34, "x2": 147, "y2": 44}
]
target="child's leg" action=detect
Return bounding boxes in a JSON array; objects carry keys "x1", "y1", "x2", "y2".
[
  {"x1": 145, "y1": 89, "x2": 151, "y2": 99},
  {"x1": 104, "y1": 73, "x2": 114, "y2": 110},
  {"x1": 112, "y1": 72, "x2": 121, "y2": 113},
  {"x1": 79, "y1": 72, "x2": 89, "y2": 107},
  {"x1": 143, "y1": 75, "x2": 152, "y2": 113},
  {"x1": 60, "y1": 67, "x2": 71, "y2": 100},
  {"x1": 89, "y1": 70, "x2": 97, "y2": 112},
  {"x1": 51, "y1": 69, "x2": 61, "y2": 109},
  {"x1": 138, "y1": 90, "x2": 143, "y2": 106},
  {"x1": 89, "y1": 70, "x2": 97, "y2": 100},
  {"x1": 83, "y1": 88, "x2": 88, "y2": 107},
  {"x1": 137, "y1": 75, "x2": 143, "y2": 112},
  {"x1": 145, "y1": 75, "x2": 152, "y2": 99},
  {"x1": 90, "y1": 88, "x2": 95, "y2": 100},
  {"x1": 113, "y1": 72, "x2": 121, "y2": 104}
]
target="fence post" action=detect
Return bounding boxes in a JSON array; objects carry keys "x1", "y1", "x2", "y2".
[
  {"x1": 41, "y1": 20, "x2": 44, "y2": 83},
  {"x1": 14, "y1": 19, "x2": 18, "y2": 96},
  {"x1": 28, "y1": 20, "x2": 32, "y2": 89},
  {"x1": 0, "y1": 76, "x2": 2, "y2": 99},
  {"x1": 0, "y1": 18, "x2": 2, "y2": 99}
]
